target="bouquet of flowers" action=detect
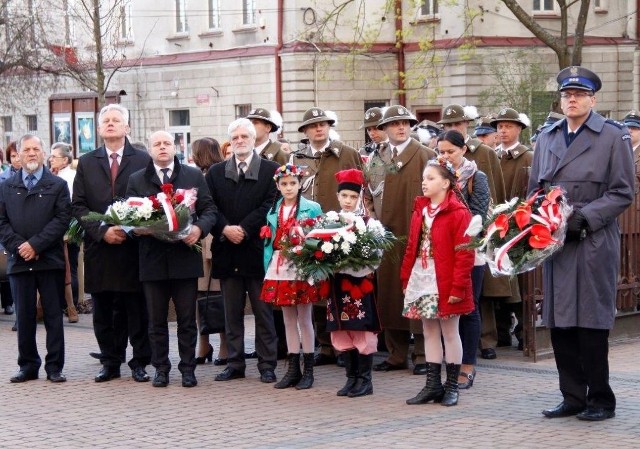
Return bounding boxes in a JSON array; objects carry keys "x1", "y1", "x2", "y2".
[
  {"x1": 280, "y1": 211, "x2": 397, "y2": 283},
  {"x1": 82, "y1": 183, "x2": 197, "y2": 243},
  {"x1": 462, "y1": 186, "x2": 572, "y2": 276}
]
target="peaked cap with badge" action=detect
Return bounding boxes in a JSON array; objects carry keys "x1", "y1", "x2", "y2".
[
  {"x1": 474, "y1": 116, "x2": 497, "y2": 136},
  {"x1": 623, "y1": 111, "x2": 640, "y2": 129},
  {"x1": 556, "y1": 65, "x2": 602, "y2": 92},
  {"x1": 376, "y1": 105, "x2": 418, "y2": 129}
]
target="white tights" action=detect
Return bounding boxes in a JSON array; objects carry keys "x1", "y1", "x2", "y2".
[
  {"x1": 282, "y1": 303, "x2": 315, "y2": 354},
  {"x1": 422, "y1": 316, "x2": 462, "y2": 364}
]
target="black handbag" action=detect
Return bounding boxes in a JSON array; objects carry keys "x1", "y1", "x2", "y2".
[{"x1": 197, "y1": 276, "x2": 225, "y2": 335}]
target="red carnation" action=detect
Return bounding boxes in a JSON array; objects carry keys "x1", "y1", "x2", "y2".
[
  {"x1": 161, "y1": 183, "x2": 174, "y2": 195},
  {"x1": 173, "y1": 193, "x2": 185, "y2": 204},
  {"x1": 314, "y1": 250, "x2": 324, "y2": 260},
  {"x1": 149, "y1": 195, "x2": 161, "y2": 210}
]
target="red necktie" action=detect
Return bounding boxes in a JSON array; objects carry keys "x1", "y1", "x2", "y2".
[{"x1": 110, "y1": 153, "x2": 119, "y2": 196}]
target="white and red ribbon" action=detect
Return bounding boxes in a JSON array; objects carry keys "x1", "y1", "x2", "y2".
[{"x1": 156, "y1": 192, "x2": 178, "y2": 231}]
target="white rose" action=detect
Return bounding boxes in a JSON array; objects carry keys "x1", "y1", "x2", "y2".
[{"x1": 321, "y1": 242, "x2": 334, "y2": 254}]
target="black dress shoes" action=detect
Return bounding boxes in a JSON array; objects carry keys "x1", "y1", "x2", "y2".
[
  {"x1": 4, "y1": 305, "x2": 14, "y2": 315},
  {"x1": 245, "y1": 351, "x2": 258, "y2": 359},
  {"x1": 576, "y1": 408, "x2": 615, "y2": 421},
  {"x1": 542, "y1": 402, "x2": 586, "y2": 418},
  {"x1": 131, "y1": 367, "x2": 150, "y2": 382},
  {"x1": 89, "y1": 352, "x2": 102, "y2": 360},
  {"x1": 313, "y1": 353, "x2": 337, "y2": 366},
  {"x1": 94, "y1": 367, "x2": 121, "y2": 383},
  {"x1": 46, "y1": 372, "x2": 67, "y2": 383},
  {"x1": 182, "y1": 371, "x2": 197, "y2": 388},
  {"x1": 215, "y1": 367, "x2": 245, "y2": 381},
  {"x1": 260, "y1": 369, "x2": 277, "y2": 383},
  {"x1": 10, "y1": 370, "x2": 38, "y2": 383},
  {"x1": 152, "y1": 371, "x2": 169, "y2": 387},
  {"x1": 213, "y1": 358, "x2": 228, "y2": 366},
  {"x1": 480, "y1": 348, "x2": 497, "y2": 360},
  {"x1": 373, "y1": 361, "x2": 406, "y2": 372},
  {"x1": 413, "y1": 363, "x2": 427, "y2": 375}
]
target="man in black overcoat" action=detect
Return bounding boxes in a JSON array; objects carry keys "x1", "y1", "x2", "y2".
[
  {"x1": 205, "y1": 118, "x2": 279, "y2": 383},
  {"x1": 0, "y1": 134, "x2": 71, "y2": 383},
  {"x1": 126, "y1": 130, "x2": 217, "y2": 387},
  {"x1": 72, "y1": 104, "x2": 152, "y2": 383}
]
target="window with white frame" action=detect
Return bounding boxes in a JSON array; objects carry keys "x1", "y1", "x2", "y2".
[
  {"x1": 25, "y1": 115, "x2": 37, "y2": 132},
  {"x1": 175, "y1": 0, "x2": 188, "y2": 33},
  {"x1": 420, "y1": 0, "x2": 438, "y2": 16},
  {"x1": 208, "y1": 0, "x2": 221, "y2": 29},
  {"x1": 2, "y1": 116, "x2": 13, "y2": 147},
  {"x1": 243, "y1": 0, "x2": 256, "y2": 25},
  {"x1": 533, "y1": 0, "x2": 555, "y2": 12},
  {"x1": 119, "y1": 1, "x2": 133, "y2": 40},
  {"x1": 594, "y1": 0, "x2": 607, "y2": 11}
]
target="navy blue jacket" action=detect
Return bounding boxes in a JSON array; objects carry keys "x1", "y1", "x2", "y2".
[
  {"x1": 0, "y1": 167, "x2": 71, "y2": 273},
  {"x1": 126, "y1": 158, "x2": 218, "y2": 281}
]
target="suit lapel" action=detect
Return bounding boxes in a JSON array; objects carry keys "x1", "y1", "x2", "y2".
[{"x1": 395, "y1": 139, "x2": 420, "y2": 171}]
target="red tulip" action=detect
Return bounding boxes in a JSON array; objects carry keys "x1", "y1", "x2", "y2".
[
  {"x1": 513, "y1": 205, "x2": 532, "y2": 230},
  {"x1": 528, "y1": 224, "x2": 556, "y2": 249}
]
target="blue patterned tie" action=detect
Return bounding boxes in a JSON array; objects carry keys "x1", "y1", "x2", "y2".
[
  {"x1": 26, "y1": 174, "x2": 35, "y2": 191},
  {"x1": 161, "y1": 168, "x2": 170, "y2": 184}
]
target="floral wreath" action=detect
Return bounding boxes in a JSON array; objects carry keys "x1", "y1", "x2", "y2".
[
  {"x1": 427, "y1": 156, "x2": 458, "y2": 179},
  {"x1": 273, "y1": 163, "x2": 306, "y2": 181}
]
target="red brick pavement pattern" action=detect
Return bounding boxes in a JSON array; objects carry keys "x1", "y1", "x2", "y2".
[{"x1": 1, "y1": 314, "x2": 639, "y2": 449}]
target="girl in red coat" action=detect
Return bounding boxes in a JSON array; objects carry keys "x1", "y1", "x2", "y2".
[{"x1": 401, "y1": 157, "x2": 475, "y2": 407}]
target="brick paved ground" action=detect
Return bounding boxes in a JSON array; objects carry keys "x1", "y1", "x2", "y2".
[{"x1": 0, "y1": 313, "x2": 638, "y2": 449}]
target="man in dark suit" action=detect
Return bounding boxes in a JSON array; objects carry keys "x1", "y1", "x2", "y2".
[
  {"x1": 205, "y1": 118, "x2": 279, "y2": 383},
  {"x1": 73, "y1": 104, "x2": 152, "y2": 383},
  {"x1": 126, "y1": 130, "x2": 217, "y2": 388},
  {"x1": 0, "y1": 134, "x2": 71, "y2": 383}
]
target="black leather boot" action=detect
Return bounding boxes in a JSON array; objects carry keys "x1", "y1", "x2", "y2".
[
  {"x1": 274, "y1": 353, "x2": 301, "y2": 389},
  {"x1": 441, "y1": 363, "x2": 460, "y2": 406},
  {"x1": 406, "y1": 362, "x2": 444, "y2": 405},
  {"x1": 348, "y1": 353, "x2": 373, "y2": 397},
  {"x1": 337, "y1": 349, "x2": 359, "y2": 396},
  {"x1": 295, "y1": 353, "x2": 315, "y2": 390}
]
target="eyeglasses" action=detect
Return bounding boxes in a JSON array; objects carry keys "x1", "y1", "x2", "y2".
[{"x1": 560, "y1": 92, "x2": 593, "y2": 99}]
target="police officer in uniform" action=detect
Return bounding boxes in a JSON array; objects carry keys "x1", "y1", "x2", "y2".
[
  {"x1": 473, "y1": 116, "x2": 498, "y2": 150},
  {"x1": 532, "y1": 66, "x2": 634, "y2": 421},
  {"x1": 622, "y1": 111, "x2": 640, "y2": 166}
]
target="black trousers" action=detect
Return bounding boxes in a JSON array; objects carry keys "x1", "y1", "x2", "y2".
[
  {"x1": 550, "y1": 327, "x2": 616, "y2": 411},
  {"x1": 143, "y1": 278, "x2": 198, "y2": 374},
  {"x1": 221, "y1": 276, "x2": 277, "y2": 372},
  {"x1": 0, "y1": 280, "x2": 13, "y2": 309},
  {"x1": 10, "y1": 270, "x2": 65, "y2": 375},
  {"x1": 92, "y1": 291, "x2": 151, "y2": 370},
  {"x1": 67, "y1": 242, "x2": 80, "y2": 305}
]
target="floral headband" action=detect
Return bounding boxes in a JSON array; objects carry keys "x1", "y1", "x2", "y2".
[
  {"x1": 273, "y1": 163, "x2": 305, "y2": 181},
  {"x1": 427, "y1": 156, "x2": 458, "y2": 179}
]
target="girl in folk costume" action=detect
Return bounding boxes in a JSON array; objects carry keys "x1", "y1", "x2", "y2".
[
  {"x1": 260, "y1": 164, "x2": 328, "y2": 390},
  {"x1": 328, "y1": 169, "x2": 381, "y2": 398},
  {"x1": 401, "y1": 157, "x2": 475, "y2": 406}
]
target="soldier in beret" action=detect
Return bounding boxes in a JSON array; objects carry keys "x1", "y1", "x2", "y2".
[
  {"x1": 437, "y1": 104, "x2": 510, "y2": 381},
  {"x1": 531, "y1": 66, "x2": 634, "y2": 421},
  {"x1": 359, "y1": 107, "x2": 388, "y2": 156},
  {"x1": 246, "y1": 108, "x2": 288, "y2": 165},
  {"x1": 363, "y1": 105, "x2": 436, "y2": 375},
  {"x1": 290, "y1": 107, "x2": 362, "y2": 366}
]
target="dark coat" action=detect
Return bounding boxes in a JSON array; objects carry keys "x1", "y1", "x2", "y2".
[
  {"x1": 126, "y1": 157, "x2": 218, "y2": 281},
  {"x1": 0, "y1": 168, "x2": 71, "y2": 273},
  {"x1": 528, "y1": 112, "x2": 635, "y2": 329},
  {"x1": 206, "y1": 152, "x2": 279, "y2": 279},
  {"x1": 72, "y1": 139, "x2": 151, "y2": 293}
]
